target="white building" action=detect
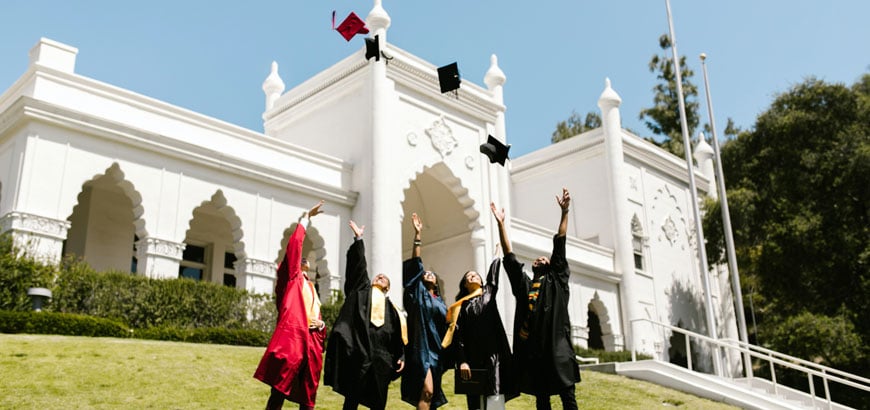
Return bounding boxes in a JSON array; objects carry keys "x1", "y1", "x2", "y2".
[{"x1": 0, "y1": 2, "x2": 738, "y2": 371}]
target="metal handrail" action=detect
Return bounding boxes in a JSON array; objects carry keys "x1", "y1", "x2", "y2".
[
  {"x1": 721, "y1": 337, "x2": 870, "y2": 386},
  {"x1": 630, "y1": 318, "x2": 870, "y2": 409}
]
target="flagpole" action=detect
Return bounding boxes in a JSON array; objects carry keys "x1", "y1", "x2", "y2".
[
  {"x1": 700, "y1": 53, "x2": 752, "y2": 378},
  {"x1": 664, "y1": 0, "x2": 721, "y2": 376}
]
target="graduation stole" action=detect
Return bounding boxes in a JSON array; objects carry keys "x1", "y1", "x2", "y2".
[
  {"x1": 440, "y1": 287, "x2": 483, "y2": 348},
  {"x1": 370, "y1": 286, "x2": 409, "y2": 344},
  {"x1": 301, "y1": 272, "x2": 321, "y2": 326}
]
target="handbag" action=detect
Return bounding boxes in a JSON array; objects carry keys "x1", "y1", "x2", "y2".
[{"x1": 454, "y1": 368, "x2": 490, "y2": 395}]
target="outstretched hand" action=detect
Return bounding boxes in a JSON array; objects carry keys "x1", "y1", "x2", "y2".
[
  {"x1": 557, "y1": 188, "x2": 571, "y2": 211},
  {"x1": 411, "y1": 213, "x2": 423, "y2": 234},
  {"x1": 490, "y1": 202, "x2": 505, "y2": 224},
  {"x1": 308, "y1": 200, "x2": 325, "y2": 219},
  {"x1": 349, "y1": 220, "x2": 365, "y2": 238}
]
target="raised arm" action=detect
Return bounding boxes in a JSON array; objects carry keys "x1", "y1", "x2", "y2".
[
  {"x1": 411, "y1": 212, "x2": 422, "y2": 258},
  {"x1": 490, "y1": 202, "x2": 512, "y2": 255},
  {"x1": 345, "y1": 220, "x2": 370, "y2": 294},
  {"x1": 556, "y1": 187, "x2": 570, "y2": 238}
]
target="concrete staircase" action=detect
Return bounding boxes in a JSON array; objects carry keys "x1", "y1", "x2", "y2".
[{"x1": 615, "y1": 360, "x2": 855, "y2": 410}]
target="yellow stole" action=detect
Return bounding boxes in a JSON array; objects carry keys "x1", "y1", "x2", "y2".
[
  {"x1": 440, "y1": 287, "x2": 483, "y2": 348},
  {"x1": 301, "y1": 273, "x2": 321, "y2": 326},
  {"x1": 371, "y1": 286, "x2": 408, "y2": 345}
]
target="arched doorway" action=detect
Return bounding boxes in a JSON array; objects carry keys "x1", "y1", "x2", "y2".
[
  {"x1": 587, "y1": 310, "x2": 605, "y2": 350},
  {"x1": 401, "y1": 163, "x2": 480, "y2": 306},
  {"x1": 64, "y1": 163, "x2": 145, "y2": 272},
  {"x1": 180, "y1": 190, "x2": 244, "y2": 287},
  {"x1": 276, "y1": 223, "x2": 331, "y2": 301},
  {"x1": 587, "y1": 291, "x2": 616, "y2": 351}
]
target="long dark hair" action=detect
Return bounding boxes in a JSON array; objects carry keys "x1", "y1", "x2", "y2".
[
  {"x1": 425, "y1": 271, "x2": 441, "y2": 298},
  {"x1": 455, "y1": 270, "x2": 482, "y2": 301}
]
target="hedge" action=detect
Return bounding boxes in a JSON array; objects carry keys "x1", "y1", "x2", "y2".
[
  {"x1": 52, "y1": 260, "x2": 274, "y2": 331},
  {"x1": 0, "y1": 310, "x2": 130, "y2": 338},
  {"x1": 574, "y1": 347, "x2": 652, "y2": 363},
  {"x1": 134, "y1": 326, "x2": 270, "y2": 347}
]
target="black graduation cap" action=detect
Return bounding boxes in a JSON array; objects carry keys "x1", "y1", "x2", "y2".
[
  {"x1": 365, "y1": 35, "x2": 380, "y2": 61},
  {"x1": 480, "y1": 135, "x2": 511, "y2": 166},
  {"x1": 437, "y1": 62, "x2": 461, "y2": 94}
]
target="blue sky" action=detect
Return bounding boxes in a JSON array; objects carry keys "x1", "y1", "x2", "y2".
[{"x1": 1, "y1": 1, "x2": 867, "y2": 157}]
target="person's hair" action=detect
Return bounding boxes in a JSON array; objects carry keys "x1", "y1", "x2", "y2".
[
  {"x1": 455, "y1": 270, "x2": 481, "y2": 301},
  {"x1": 424, "y1": 271, "x2": 441, "y2": 298}
]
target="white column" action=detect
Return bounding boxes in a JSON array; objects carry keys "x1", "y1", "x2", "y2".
[
  {"x1": 366, "y1": 2, "x2": 402, "y2": 301},
  {"x1": 597, "y1": 79, "x2": 642, "y2": 352},
  {"x1": 0, "y1": 211, "x2": 69, "y2": 263},
  {"x1": 135, "y1": 237, "x2": 184, "y2": 279}
]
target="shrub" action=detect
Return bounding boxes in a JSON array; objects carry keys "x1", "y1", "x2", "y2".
[
  {"x1": 0, "y1": 234, "x2": 58, "y2": 312},
  {"x1": 574, "y1": 346, "x2": 651, "y2": 363},
  {"x1": 134, "y1": 326, "x2": 269, "y2": 347},
  {"x1": 0, "y1": 310, "x2": 130, "y2": 338},
  {"x1": 52, "y1": 262, "x2": 261, "y2": 330}
]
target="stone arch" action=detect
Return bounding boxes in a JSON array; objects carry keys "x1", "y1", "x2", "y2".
[
  {"x1": 180, "y1": 190, "x2": 247, "y2": 286},
  {"x1": 275, "y1": 222, "x2": 331, "y2": 300},
  {"x1": 400, "y1": 162, "x2": 481, "y2": 304},
  {"x1": 587, "y1": 291, "x2": 616, "y2": 351},
  {"x1": 64, "y1": 162, "x2": 147, "y2": 272}
]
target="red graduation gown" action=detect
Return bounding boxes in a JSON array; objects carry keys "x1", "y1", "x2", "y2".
[{"x1": 254, "y1": 224, "x2": 326, "y2": 407}]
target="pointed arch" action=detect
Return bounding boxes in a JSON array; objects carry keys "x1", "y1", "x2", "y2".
[
  {"x1": 401, "y1": 162, "x2": 482, "y2": 305},
  {"x1": 631, "y1": 213, "x2": 646, "y2": 271},
  {"x1": 587, "y1": 291, "x2": 617, "y2": 351},
  {"x1": 275, "y1": 222, "x2": 331, "y2": 300},
  {"x1": 64, "y1": 162, "x2": 147, "y2": 272},
  {"x1": 179, "y1": 190, "x2": 247, "y2": 286}
]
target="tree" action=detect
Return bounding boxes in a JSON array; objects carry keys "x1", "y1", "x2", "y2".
[
  {"x1": 704, "y1": 74, "x2": 870, "y2": 391},
  {"x1": 639, "y1": 34, "x2": 700, "y2": 158},
  {"x1": 551, "y1": 110, "x2": 601, "y2": 143}
]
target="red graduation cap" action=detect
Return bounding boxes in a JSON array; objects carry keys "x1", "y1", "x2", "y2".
[{"x1": 334, "y1": 11, "x2": 369, "y2": 42}]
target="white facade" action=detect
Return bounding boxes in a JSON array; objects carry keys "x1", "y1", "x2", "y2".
[{"x1": 0, "y1": 3, "x2": 739, "y2": 373}]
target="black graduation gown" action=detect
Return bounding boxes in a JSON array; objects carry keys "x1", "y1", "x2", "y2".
[
  {"x1": 453, "y1": 258, "x2": 519, "y2": 401},
  {"x1": 504, "y1": 234, "x2": 580, "y2": 395},
  {"x1": 324, "y1": 238, "x2": 405, "y2": 409}
]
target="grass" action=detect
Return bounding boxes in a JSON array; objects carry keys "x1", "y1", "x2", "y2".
[{"x1": 0, "y1": 334, "x2": 739, "y2": 409}]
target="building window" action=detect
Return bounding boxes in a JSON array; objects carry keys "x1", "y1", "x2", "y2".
[
  {"x1": 179, "y1": 244, "x2": 206, "y2": 280},
  {"x1": 631, "y1": 215, "x2": 645, "y2": 271},
  {"x1": 223, "y1": 252, "x2": 237, "y2": 287}
]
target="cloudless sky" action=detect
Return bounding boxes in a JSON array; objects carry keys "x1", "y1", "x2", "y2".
[{"x1": 1, "y1": 1, "x2": 867, "y2": 156}]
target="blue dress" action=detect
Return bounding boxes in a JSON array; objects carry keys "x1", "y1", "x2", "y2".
[{"x1": 401, "y1": 257, "x2": 448, "y2": 408}]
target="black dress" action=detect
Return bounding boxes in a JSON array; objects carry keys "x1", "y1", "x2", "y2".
[{"x1": 453, "y1": 258, "x2": 519, "y2": 408}]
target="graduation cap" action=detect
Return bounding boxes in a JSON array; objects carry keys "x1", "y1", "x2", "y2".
[
  {"x1": 437, "y1": 62, "x2": 461, "y2": 94},
  {"x1": 365, "y1": 36, "x2": 380, "y2": 61},
  {"x1": 480, "y1": 135, "x2": 511, "y2": 166},
  {"x1": 334, "y1": 11, "x2": 369, "y2": 41}
]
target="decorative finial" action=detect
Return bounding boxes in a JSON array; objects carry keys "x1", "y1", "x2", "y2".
[
  {"x1": 262, "y1": 61, "x2": 285, "y2": 110},
  {"x1": 367, "y1": 0, "x2": 391, "y2": 33},
  {"x1": 484, "y1": 54, "x2": 506, "y2": 90},
  {"x1": 598, "y1": 77, "x2": 622, "y2": 107}
]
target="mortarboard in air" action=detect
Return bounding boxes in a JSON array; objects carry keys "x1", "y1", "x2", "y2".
[
  {"x1": 334, "y1": 11, "x2": 369, "y2": 42},
  {"x1": 480, "y1": 135, "x2": 511, "y2": 166},
  {"x1": 437, "y1": 62, "x2": 461, "y2": 94},
  {"x1": 365, "y1": 35, "x2": 380, "y2": 61}
]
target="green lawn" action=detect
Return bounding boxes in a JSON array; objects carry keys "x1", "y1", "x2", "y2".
[{"x1": 0, "y1": 334, "x2": 738, "y2": 409}]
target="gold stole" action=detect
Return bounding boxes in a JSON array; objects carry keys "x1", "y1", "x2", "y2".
[
  {"x1": 440, "y1": 287, "x2": 483, "y2": 348},
  {"x1": 370, "y1": 286, "x2": 386, "y2": 327},
  {"x1": 302, "y1": 277, "x2": 321, "y2": 326},
  {"x1": 371, "y1": 286, "x2": 408, "y2": 345}
]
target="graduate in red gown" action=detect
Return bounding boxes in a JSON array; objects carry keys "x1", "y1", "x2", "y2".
[{"x1": 254, "y1": 201, "x2": 327, "y2": 410}]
